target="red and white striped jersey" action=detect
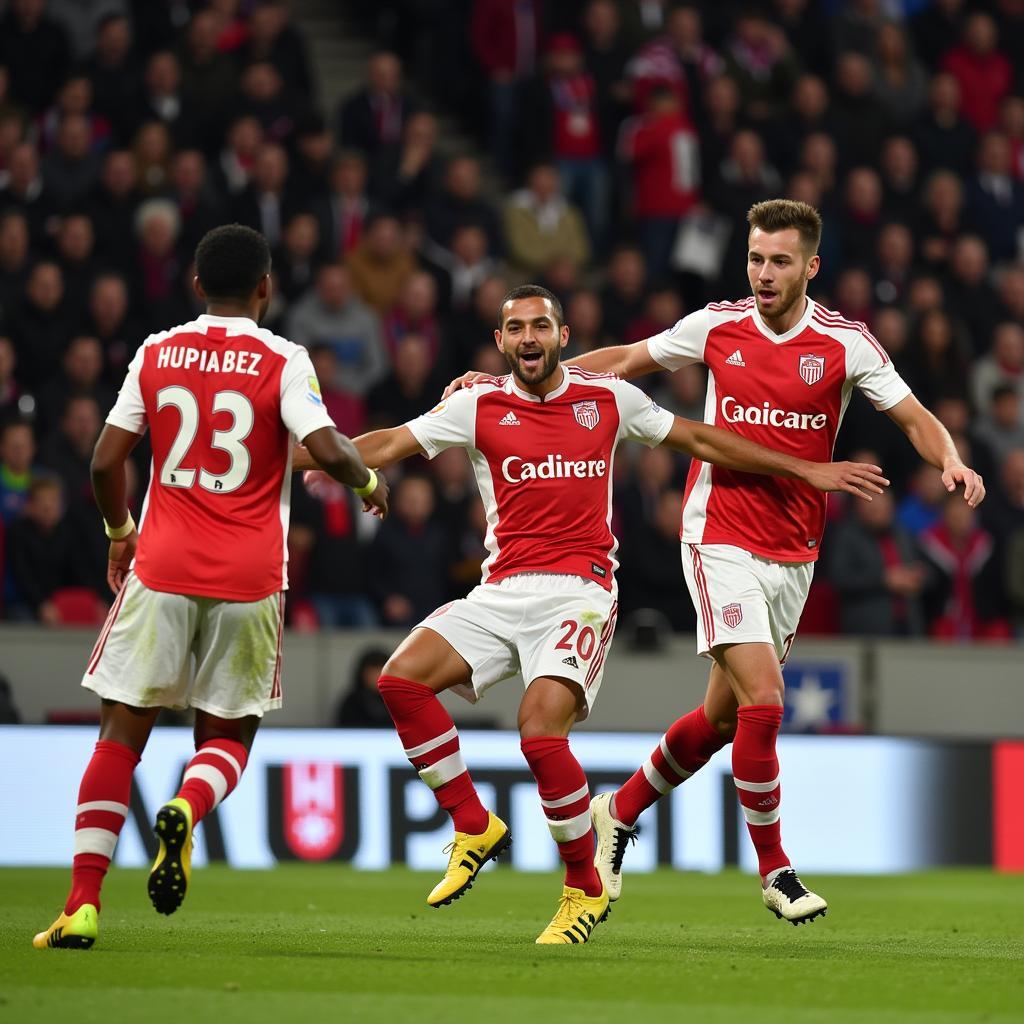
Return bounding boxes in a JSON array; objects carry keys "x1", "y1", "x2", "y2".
[
  {"x1": 407, "y1": 367, "x2": 674, "y2": 590},
  {"x1": 106, "y1": 313, "x2": 335, "y2": 600},
  {"x1": 647, "y1": 297, "x2": 911, "y2": 563}
]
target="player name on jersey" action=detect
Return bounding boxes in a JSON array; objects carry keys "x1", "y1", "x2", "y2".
[
  {"x1": 720, "y1": 396, "x2": 828, "y2": 431},
  {"x1": 501, "y1": 454, "x2": 608, "y2": 483},
  {"x1": 155, "y1": 345, "x2": 263, "y2": 376}
]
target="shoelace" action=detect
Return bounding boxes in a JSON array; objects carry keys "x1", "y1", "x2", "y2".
[
  {"x1": 441, "y1": 840, "x2": 459, "y2": 868},
  {"x1": 610, "y1": 824, "x2": 638, "y2": 872},
  {"x1": 773, "y1": 869, "x2": 810, "y2": 901},
  {"x1": 552, "y1": 890, "x2": 587, "y2": 926}
]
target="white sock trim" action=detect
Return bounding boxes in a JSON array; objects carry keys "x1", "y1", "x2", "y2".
[
  {"x1": 659, "y1": 737, "x2": 692, "y2": 781},
  {"x1": 74, "y1": 826, "x2": 119, "y2": 858},
  {"x1": 183, "y1": 763, "x2": 229, "y2": 806},
  {"x1": 741, "y1": 805, "x2": 781, "y2": 826},
  {"x1": 76, "y1": 800, "x2": 128, "y2": 817},
  {"x1": 734, "y1": 774, "x2": 780, "y2": 794},
  {"x1": 200, "y1": 744, "x2": 243, "y2": 780},
  {"x1": 404, "y1": 726, "x2": 458, "y2": 760},
  {"x1": 642, "y1": 758, "x2": 673, "y2": 795},
  {"x1": 541, "y1": 783, "x2": 589, "y2": 810},
  {"x1": 417, "y1": 750, "x2": 467, "y2": 789},
  {"x1": 546, "y1": 808, "x2": 592, "y2": 843}
]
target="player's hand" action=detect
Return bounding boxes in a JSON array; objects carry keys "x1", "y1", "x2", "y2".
[
  {"x1": 107, "y1": 530, "x2": 138, "y2": 594},
  {"x1": 803, "y1": 461, "x2": 889, "y2": 501},
  {"x1": 362, "y1": 473, "x2": 389, "y2": 520},
  {"x1": 292, "y1": 443, "x2": 317, "y2": 472},
  {"x1": 441, "y1": 370, "x2": 488, "y2": 400},
  {"x1": 942, "y1": 463, "x2": 985, "y2": 508}
]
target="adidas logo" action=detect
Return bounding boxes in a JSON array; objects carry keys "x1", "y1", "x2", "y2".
[
  {"x1": 498, "y1": 410, "x2": 521, "y2": 426},
  {"x1": 725, "y1": 349, "x2": 745, "y2": 367},
  {"x1": 561, "y1": 655, "x2": 579, "y2": 668}
]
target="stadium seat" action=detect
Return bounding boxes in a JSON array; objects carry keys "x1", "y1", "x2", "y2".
[
  {"x1": 289, "y1": 599, "x2": 320, "y2": 634},
  {"x1": 48, "y1": 587, "x2": 109, "y2": 626}
]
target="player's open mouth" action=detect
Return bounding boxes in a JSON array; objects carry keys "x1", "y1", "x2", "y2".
[
  {"x1": 758, "y1": 290, "x2": 776, "y2": 301},
  {"x1": 519, "y1": 350, "x2": 543, "y2": 369}
]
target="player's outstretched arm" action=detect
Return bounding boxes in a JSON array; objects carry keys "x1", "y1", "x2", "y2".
[
  {"x1": 661, "y1": 417, "x2": 890, "y2": 500},
  {"x1": 885, "y1": 394, "x2": 985, "y2": 507},
  {"x1": 91, "y1": 424, "x2": 144, "y2": 593},
  {"x1": 565, "y1": 339, "x2": 662, "y2": 379},
  {"x1": 302, "y1": 426, "x2": 390, "y2": 518}
]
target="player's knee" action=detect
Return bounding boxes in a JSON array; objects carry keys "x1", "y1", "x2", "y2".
[
  {"x1": 518, "y1": 712, "x2": 571, "y2": 740},
  {"x1": 709, "y1": 715, "x2": 737, "y2": 741},
  {"x1": 745, "y1": 684, "x2": 784, "y2": 707}
]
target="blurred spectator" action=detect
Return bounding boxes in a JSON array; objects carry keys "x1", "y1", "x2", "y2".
[
  {"x1": 168, "y1": 149, "x2": 224, "y2": 260},
  {"x1": 998, "y1": 265, "x2": 1024, "y2": 325},
  {"x1": 41, "y1": 114, "x2": 101, "y2": 209},
  {"x1": 366, "y1": 333, "x2": 439, "y2": 428},
  {"x1": 289, "y1": 112, "x2": 334, "y2": 201},
  {"x1": 878, "y1": 135, "x2": 920, "y2": 225},
  {"x1": 238, "y1": 61, "x2": 304, "y2": 146},
  {"x1": 83, "y1": 13, "x2": 139, "y2": 143},
  {"x1": 912, "y1": 72, "x2": 975, "y2": 178},
  {"x1": 0, "y1": 418, "x2": 35, "y2": 523},
  {"x1": 652, "y1": 361, "x2": 706, "y2": 422},
  {"x1": 449, "y1": 274, "x2": 508, "y2": 365},
  {"x1": 86, "y1": 149, "x2": 140, "y2": 275},
  {"x1": 902, "y1": 308, "x2": 971, "y2": 408},
  {"x1": 243, "y1": 0, "x2": 313, "y2": 100},
  {"x1": 135, "y1": 51, "x2": 195, "y2": 149},
  {"x1": 134, "y1": 198, "x2": 185, "y2": 329},
  {"x1": 831, "y1": 51, "x2": 888, "y2": 170},
  {"x1": 345, "y1": 212, "x2": 416, "y2": 315},
  {"x1": 38, "y1": 393, "x2": 101, "y2": 508},
  {"x1": 6, "y1": 474, "x2": 71, "y2": 622},
  {"x1": 179, "y1": 8, "x2": 238, "y2": 153},
  {"x1": 424, "y1": 223, "x2": 500, "y2": 313},
  {"x1": 522, "y1": 33, "x2": 608, "y2": 246},
  {"x1": 0, "y1": 337, "x2": 18, "y2": 422},
  {"x1": 7, "y1": 261, "x2": 71, "y2": 390},
  {"x1": 699, "y1": 73, "x2": 744, "y2": 186},
  {"x1": 916, "y1": 169, "x2": 965, "y2": 269},
  {"x1": 872, "y1": 21, "x2": 927, "y2": 129},
  {"x1": 306, "y1": 343, "x2": 366, "y2": 438},
  {"x1": 600, "y1": 244, "x2": 647, "y2": 340},
  {"x1": 470, "y1": 0, "x2": 542, "y2": 177},
  {"x1": 564, "y1": 288, "x2": 612, "y2": 356},
  {"x1": 974, "y1": 384, "x2": 1024, "y2": 466},
  {"x1": 369, "y1": 474, "x2": 448, "y2": 626},
  {"x1": 504, "y1": 163, "x2": 590, "y2": 277},
  {"x1": 276, "y1": 212, "x2": 321, "y2": 302},
  {"x1": 132, "y1": 120, "x2": 173, "y2": 195},
  {"x1": 86, "y1": 272, "x2": 138, "y2": 382},
  {"x1": 379, "y1": 111, "x2": 443, "y2": 213},
  {"x1": 290, "y1": 475, "x2": 377, "y2": 628},
  {"x1": 580, "y1": 0, "x2": 632, "y2": 163},
  {"x1": 971, "y1": 322, "x2": 1024, "y2": 415},
  {"x1": 316, "y1": 151, "x2": 373, "y2": 262},
  {"x1": 0, "y1": 210, "x2": 31, "y2": 319},
  {"x1": 38, "y1": 75, "x2": 111, "y2": 157},
  {"x1": 839, "y1": 166, "x2": 884, "y2": 266},
  {"x1": 337, "y1": 51, "x2": 415, "y2": 178},
  {"x1": 897, "y1": 463, "x2": 947, "y2": 537},
  {"x1": 965, "y1": 132, "x2": 1024, "y2": 263},
  {"x1": 910, "y1": 0, "x2": 965, "y2": 72},
  {"x1": 231, "y1": 143, "x2": 296, "y2": 249},
  {"x1": 0, "y1": 0, "x2": 71, "y2": 114},
  {"x1": 941, "y1": 12, "x2": 1013, "y2": 134},
  {"x1": 723, "y1": 11, "x2": 800, "y2": 122},
  {"x1": 35, "y1": 335, "x2": 115, "y2": 435},
  {"x1": 334, "y1": 646, "x2": 392, "y2": 727},
  {"x1": 770, "y1": 74, "x2": 834, "y2": 180},
  {"x1": 54, "y1": 213, "x2": 97, "y2": 320},
  {"x1": 827, "y1": 490, "x2": 927, "y2": 636},
  {"x1": 920, "y1": 494, "x2": 1010, "y2": 640},
  {"x1": 215, "y1": 115, "x2": 264, "y2": 198},
  {"x1": 945, "y1": 235, "x2": 1000, "y2": 355},
  {"x1": 286, "y1": 263, "x2": 387, "y2": 396},
  {"x1": 383, "y1": 270, "x2": 443, "y2": 364},
  {"x1": 625, "y1": 285, "x2": 683, "y2": 345},
  {"x1": 618, "y1": 85, "x2": 700, "y2": 281},
  {"x1": 872, "y1": 221, "x2": 914, "y2": 308},
  {"x1": 423, "y1": 154, "x2": 503, "y2": 257},
  {"x1": 0, "y1": 142, "x2": 57, "y2": 243}
]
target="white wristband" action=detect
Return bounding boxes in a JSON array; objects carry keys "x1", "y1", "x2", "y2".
[
  {"x1": 104, "y1": 512, "x2": 136, "y2": 540},
  {"x1": 352, "y1": 468, "x2": 378, "y2": 498}
]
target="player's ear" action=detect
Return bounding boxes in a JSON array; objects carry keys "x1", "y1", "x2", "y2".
[
  {"x1": 806, "y1": 254, "x2": 820, "y2": 281},
  {"x1": 494, "y1": 328, "x2": 504, "y2": 351},
  {"x1": 257, "y1": 273, "x2": 271, "y2": 299},
  {"x1": 560, "y1": 324, "x2": 570, "y2": 349},
  {"x1": 192, "y1": 275, "x2": 206, "y2": 301}
]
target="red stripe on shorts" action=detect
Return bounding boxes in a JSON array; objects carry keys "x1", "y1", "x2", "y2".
[
  {"x1": 585, "y1": 600, "x2": 618, "y2": 690},
  {"x1": 86, "y1": 576, "x2": 131, "y2": 675},
  {"x1": 271, "y1": 592, "x2": 284, "y2": 699}
]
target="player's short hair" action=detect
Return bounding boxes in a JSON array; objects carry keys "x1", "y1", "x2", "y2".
[
  {"x1": 498, "y1": 284, "x2": 565, "y2": 328},
  {"x1": 195, "y1": 224, "x2": 271, "y2": 301},
  {"x1": 747, "y1": 199, "x2": 822, "y2": 256}
]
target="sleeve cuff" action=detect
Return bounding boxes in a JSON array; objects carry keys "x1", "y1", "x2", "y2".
[{"x1": 105, "y1": 412, "x2": 146, "y2": 434}]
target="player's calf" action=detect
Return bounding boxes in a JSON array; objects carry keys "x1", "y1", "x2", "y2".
[{"x1": 762, "y1": 869, "x2": 828, "y2": 925}]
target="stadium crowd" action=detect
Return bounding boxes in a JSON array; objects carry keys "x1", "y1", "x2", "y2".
[{"x1": 0, "y1": 0, "x2": 1023, "y2": 641}]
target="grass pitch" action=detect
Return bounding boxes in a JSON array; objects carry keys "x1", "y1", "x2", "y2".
[{"x1": 1, "y1": 866, "x2": 1022, "y2": 1023}]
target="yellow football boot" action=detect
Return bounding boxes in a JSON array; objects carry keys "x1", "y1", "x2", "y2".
[
  {"x1": 535, "y1": 884, "x2": 610, "y2": 945},
  {"x1": 33, "y1": 903, "x2": 98, "y2": 950},
  {"x1": 148, "y1": 797, "x2": 193, "y2": 915},
  {"x1": 427, "y1": 812, "x2": 511, "y2": 907}
]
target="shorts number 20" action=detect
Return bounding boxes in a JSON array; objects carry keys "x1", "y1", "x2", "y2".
[{"x1": 555, "y1": 619, "x2": 597, "y2": 661}]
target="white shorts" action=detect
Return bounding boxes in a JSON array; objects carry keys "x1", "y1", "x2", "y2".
[
  {"x1": 417, "y1": 574, "x2": 618, "y2": 722},
  {"x1": 82, "y1": 574, "x2": 285, "y2": 718},
  {"x1": 681, "y1": 543, "x2": 813, "y2": 662}
]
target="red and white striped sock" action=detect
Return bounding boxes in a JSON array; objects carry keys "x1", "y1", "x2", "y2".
[
  {"x1": 176, "y1": 738, "x2": 249, "y2": 825},
  {"x1": 613, "y1": 705, "x2": 727, "y2": 826},
  {"x1": 377, "y1": 675, "x2": 489, "y2": 835},
  {"x1": 521, "y1": 736, "x2": 602, "y2": 897},
  {"x1": 65, "y1": 740, "x2": 140, "y2": 914},
  {"x1": 733, "y1": 704, "x2": 790, "y2": 883}
]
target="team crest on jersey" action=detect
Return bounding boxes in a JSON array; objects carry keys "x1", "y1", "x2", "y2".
[
  {"x1": 798, "y1": 354, "x2": 825, "y2": 386},
  {"x1": 572, "y1": 400, "x2": 600, "y2": 430},
  {"x1": 723, "y1": 603, "x2": 743, "y2": 628}
]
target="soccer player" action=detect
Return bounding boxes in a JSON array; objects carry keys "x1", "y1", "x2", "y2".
[
  {"x1": 33, "y1": 225, "x2": 388, "y2": 950},
  {"x1": 445, "y1": 201, "x2": 985, "y2": 926},
  {"x1": 303, "y1": 283, "x2": 888, "y2": 944}
]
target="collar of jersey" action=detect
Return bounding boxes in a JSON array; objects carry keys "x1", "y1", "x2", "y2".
[
  {"x1": 197, "y1": 313, "x2": 260, "y2": 335},
  {"x1": 749, "y1": 296, "x2": 816, "y2": 344},
  {"x1": 505, "y1": 365, "x2": 571, "y2": 403}
]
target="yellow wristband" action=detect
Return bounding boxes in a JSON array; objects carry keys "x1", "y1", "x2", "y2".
[
  {"x1": 104, "y1": 512, "x2": 136, "y2": 540},
  {"x1": 352, "y1": 468, "x2": 378, "y2": 498}
]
